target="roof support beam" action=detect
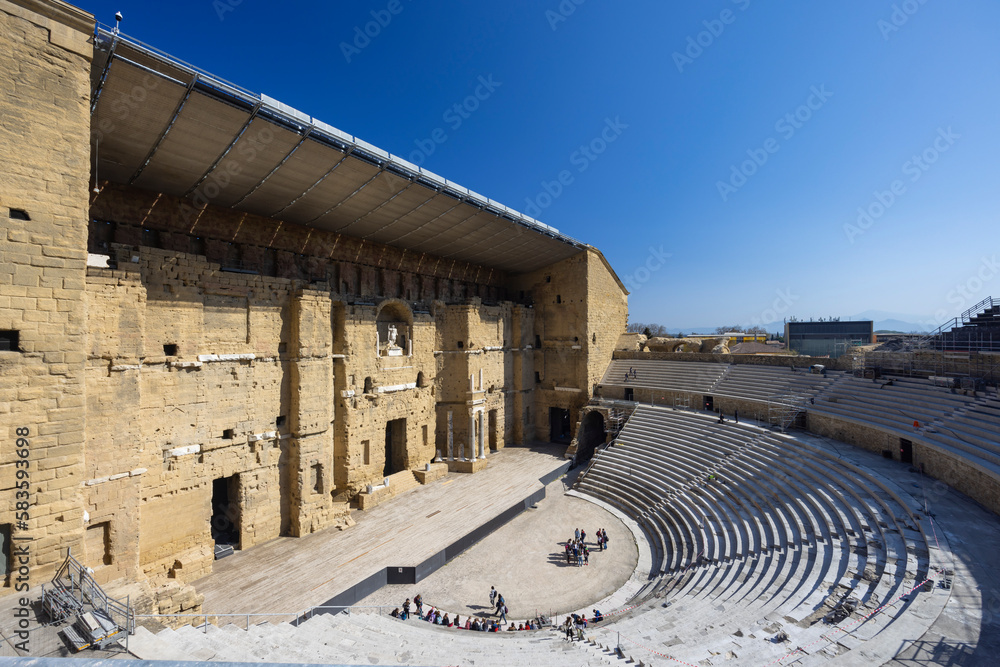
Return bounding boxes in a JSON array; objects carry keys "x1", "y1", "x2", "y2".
[
  {"x1": 361, "y1": 190, "x2": 439, "y2": 240},
  {"x1": 182, "y1": 102, "x2": 262, "y2": 199},
  {"x1": 308, "y1": 169, "x2": 384, "y2": 229},
  {"x1": 90, "y1": 34, "x2": 121, "y2": 114},
  {"x1": 128, "y1": 76, "x2": 198, "y2": 185},
  {"x1": 232, "y1": 129, "x2": 313, "y2": 208},
  {"x1": 271, "y1": 151, "x2": 351, "y2": 217}
]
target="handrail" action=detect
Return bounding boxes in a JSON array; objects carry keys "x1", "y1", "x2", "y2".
[
  {"x1": 961, "y1": 296, "x2": 995, "y2": 323},
  {"x1": 914, "y1": 296, "x2": 997, "y2": 349}
]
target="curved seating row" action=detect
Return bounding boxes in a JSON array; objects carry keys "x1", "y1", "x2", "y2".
[{"x1": 576, "y1": 406, "x2": 933, "y2": 655}]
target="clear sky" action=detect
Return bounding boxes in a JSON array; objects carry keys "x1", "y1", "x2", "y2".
[{"x1": 77, "y1": 0, "x2": 999, "y2": 331}]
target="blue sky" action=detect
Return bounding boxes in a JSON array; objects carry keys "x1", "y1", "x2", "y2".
[{"x1": 79, "y1": 1, "x2": 999, "y2": 331}]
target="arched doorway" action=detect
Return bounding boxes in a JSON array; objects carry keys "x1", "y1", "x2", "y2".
[{"x1": 576, "y1": 411, "x2": 606, "y2": 463}]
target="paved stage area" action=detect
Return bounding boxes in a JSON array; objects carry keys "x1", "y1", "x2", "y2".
[
  {"x1": 193, "y1": 444, "x2": 575, "y2": 616},
  {"x1": 354, "y1": 468, "x2": 639, "y2": 622}
]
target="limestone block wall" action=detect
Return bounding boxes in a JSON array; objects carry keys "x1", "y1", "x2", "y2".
[
  {"x1": 89, "y1": 183, "x2": 507, "y2": 302},
  {"x1": 511, "y1": 249, "x2": 628, "y2": 443},
  {"x1": 288, "y1": 291, "x2": 337, "y2": 536},
  {"x1": 0, "y1": 0, "x2": 93, "y2": 586},
  {"x1": 84, "y1": 248, "x2": 306, "y2": 583},
  {"x1": 332, "y1": 300, "x2": 437, "y2": 494}
]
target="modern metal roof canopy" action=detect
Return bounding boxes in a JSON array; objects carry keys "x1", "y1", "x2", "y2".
[{"x1": 90, "y1": 27, "x2": 585, "y2": 274}]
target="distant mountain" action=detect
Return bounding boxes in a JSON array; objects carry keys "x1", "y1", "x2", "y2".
[
  {"x1": 849, "y1": 310, "x2": 937, "y2": 333},
  {"x1": 870, "y1": 318, "x2": 931, "y2": 333}
]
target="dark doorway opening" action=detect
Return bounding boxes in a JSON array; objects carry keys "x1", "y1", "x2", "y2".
[
  {"x1": 211, "y1": 475, "x2": 241, "y2": 550},
  {"x1": 900, "y1": 438, "x2": 913, "y2": 464},
  {"x1": 576, "y1": 412, "x2": 606, "y2": 463},
  {"x1": 704, "y1": 395, "x2": 714, "y2": 412},
  {"x1": 549, "y1": 407, "x2": 572, "y2": 444},
  {"x1": 0, "y1": 523, "x2": 10, "y2": 579},
  {"x1": 384, "y1": 418, "x2": 407, "y2": 476},
  {"x1": 488, "y1": 409, "x2": 499, "y2": 451},
  {"x1": 624, "y1": 387, "x2": 634, "y2": 401}
]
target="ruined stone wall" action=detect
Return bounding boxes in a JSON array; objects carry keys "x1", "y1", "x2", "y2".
[
  {"x1": 84, "y1": 245, "x2": 335, "y2": 585},
  {"x1": 510, "y1": 249, "x2": 628, "y2": 443},
  {"x1": 0, "y1": 0, "x2": 93, "y2": 586},
  {"x1": 332, "y1": 300, "x2": 437, "y2": 494},
  {"x1": 89, "y1": 183, "x2": 507, "y2": 300}
]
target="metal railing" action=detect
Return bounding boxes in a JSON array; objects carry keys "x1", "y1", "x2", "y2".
[
  {"x1": 913, "y1": 296, "x2": 997, "y2": 349},
  {"x1": 50, "y1": 550, "x2": 135, "y2": 636}
]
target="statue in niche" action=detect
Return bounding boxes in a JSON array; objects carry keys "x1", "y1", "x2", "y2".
[{"x1": 384, "y1": 323, "x2": 403, "y2": 356}]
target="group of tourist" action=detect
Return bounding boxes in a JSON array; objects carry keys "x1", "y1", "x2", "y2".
[
  {"x1": 388, "y1": 529, "x2": 612, "y2": 634},
  {"x1": 562, "y1": 610, "x2": 602, "y2": 641},
  {"x1": 565, "y1": 527, "x2": 609, "y2": 566},
  {"x1": 623, "y1": 366, "x2": 638, "y2": 382},
  {"x1": 389, "y1": 586, "x2": 545, "y2": 632}
]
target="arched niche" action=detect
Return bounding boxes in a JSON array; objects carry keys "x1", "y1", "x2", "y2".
[{"x1": 375, "y1": 300, "x2": 414, "y2": 357}]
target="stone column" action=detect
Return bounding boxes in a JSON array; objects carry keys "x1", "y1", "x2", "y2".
[
  {"x1": 469, "y1": 411, "x2": 476, "y2": 460},
  {"x1": 447, "y1": 411, "x2": 454, "y2": 460},
  {"x1": 478, "y1": 410, "x2": 486, "y2": 459}
]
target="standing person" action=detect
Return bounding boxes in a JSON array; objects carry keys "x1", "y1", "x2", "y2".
[
  {"x1": 489, "y1": 585, "x2": 497, "y2": 607},
  {"x1": 496, "y1": 593, "x2": 505, "y2": 616},
  {"x1": 603, "y1": 529, "x2": 610, "y2": 550},
  {"x1": 414, "y1": 593, "x2": 423, "y2": 616},
  {"x1": 575, "y1": 527, "x2": 580, "y2": 541},
  {"x1": 581, "y1": 528, "x2": 587, "y2": 544},
  {"x1": 734, "y1": 409, "x2": 739, "y2": 424},
  {"x1": 583, "y1": 545, "x2": 589, "y2": 566},
  {"x1": 564, "y1": 617, "x2": 574, "y2": 640},
  {"x1": 499, "y1": 602, "x2": 508, "y2": 624},
  {"x1": 402, "y1": 598, "x2": 411, "y2": 620}
]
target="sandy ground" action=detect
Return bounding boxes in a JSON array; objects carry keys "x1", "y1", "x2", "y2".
[{"x1": 356, "y1": 469, "x2": 639, "y2": 623}]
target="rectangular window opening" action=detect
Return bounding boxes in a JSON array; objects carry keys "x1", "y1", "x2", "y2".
[
  {"x1": 85, "y1": 521, "x2": 112, "y2": 567},
  {"x1": 276, "y1": 415, "x2": 287, "y2": 427},
  {"x1": 163, "y1": 343, "x2": 178, "y2": 356},
  {"x1": 223, "y1": 428, "x2": 234, "y2": 440},
  {"x1": 312, "y1": 463, "x2": 324, "y2": 494},
  {"x1": 8, "y1": 209, "x2": 29, "y2": 221},
  {"x1": 0, "y1": 331, "x2": 20, "y2": 352}
]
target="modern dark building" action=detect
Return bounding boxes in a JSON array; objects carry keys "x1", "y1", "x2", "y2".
[{"x1": 784, "y1": 320, "x2": 874, "y2": 358}]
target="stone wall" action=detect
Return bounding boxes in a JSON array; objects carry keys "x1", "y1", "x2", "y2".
[
  {"x1": 511, "y1": 248, "x2": 628, "y2": 443},
  {"x1": 0, "y1": 0, "x2": 93, "y2": 586}
]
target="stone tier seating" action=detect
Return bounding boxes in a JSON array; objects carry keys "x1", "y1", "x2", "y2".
[
  {"x1": 129, "y1": 610, "x2": 615, "y2": 666},
  {"x1": 602, "y1": 359, "x2": 729, "y2": 394},
  {"x1": 809, "y1": 377, "x2": 1000, "y2": 479},
  {"x1": 601, "y1": 359, "x2": 1000, "y2": 488},
  {"x1": 574, "y1": 406, "x2": 945, "y2": 665},
  {"x1": 712, "y1": 364, "x2": 843, "y2": 402}
]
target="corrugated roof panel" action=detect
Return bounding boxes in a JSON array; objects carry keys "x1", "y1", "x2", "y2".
[
  {"x1": 235, "y1": 139, "x2": 341, "y2": 216},
  {"x1": 132, "y1": 92, "x2": 251, "y2": 195},
  {"x1": 203, "y1": 118, "x2": 305, "y2": 208},
  {"x1": 93, "y1": 60, "x2": 187, "y2": 183}
]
